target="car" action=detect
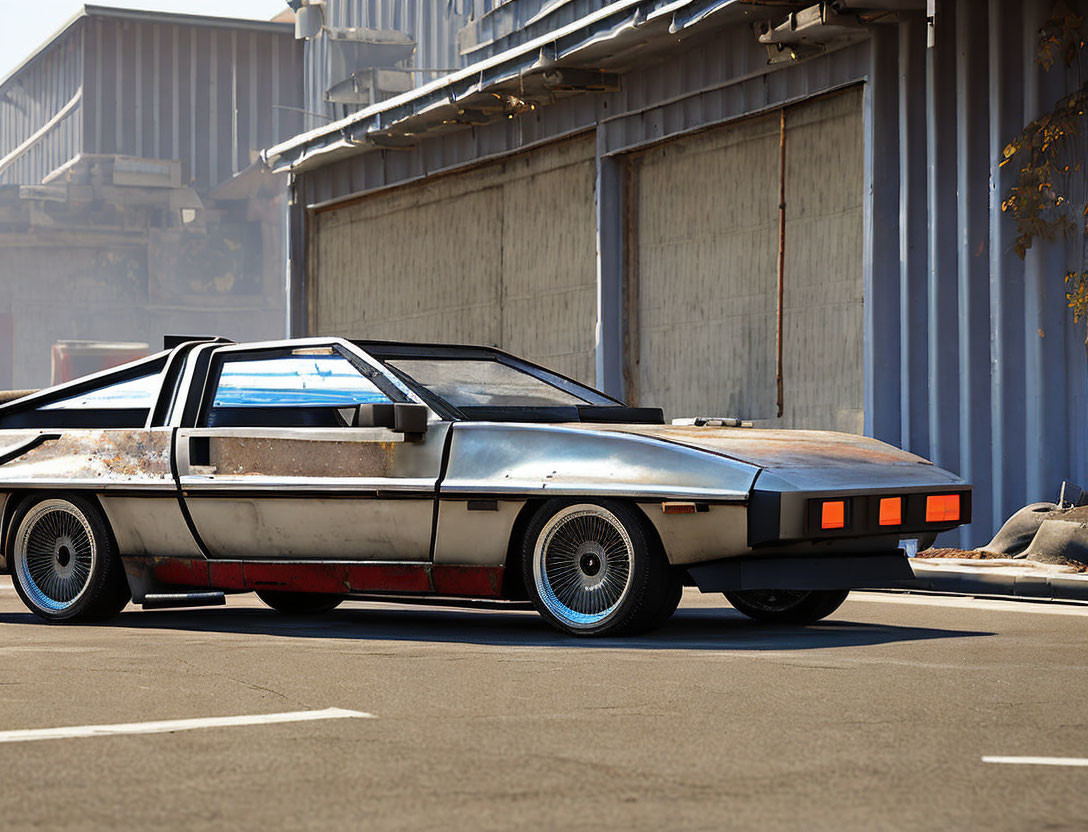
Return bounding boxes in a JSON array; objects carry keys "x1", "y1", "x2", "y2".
[{"x1": 0, "y1": 336, "x2": 970, "y2": 636}]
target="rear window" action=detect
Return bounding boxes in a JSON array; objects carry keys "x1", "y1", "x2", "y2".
[{"x1": 40, "y1": 373, "x2": 162, "y2": 410}]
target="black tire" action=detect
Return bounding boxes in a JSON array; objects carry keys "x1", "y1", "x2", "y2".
[
  {"x1": 7, "y1": 494, "x2": 130, "y2": 623},
  {"x1": 256, "y1": 590, "x2": 343, "y2": 615},
  {"x1": 521, "y1": 499, "x2": 682, "y2": 637},
  {"x1": 724, "y1": 589, "x2": 849, "y2": 625}
]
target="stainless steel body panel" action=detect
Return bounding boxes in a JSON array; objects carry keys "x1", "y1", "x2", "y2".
[
  {"x1": 441, "y1": 423, "x2": 759, "y2": 501},
  {"x1": 432, "y1": 499, "x2": 526, "y2": 566},
  {"x1": 186, "y1": 497, "x2": 434, "y2": 560},
  {"x1": 98, "y1": 495, "x2": 203, "y2": 558},
  {"x1": 177, "y1": 423, "x2": 449, "y2": 560},
  {"x1": 643, "y1": 503, "x2": 750, "y2": 565}
]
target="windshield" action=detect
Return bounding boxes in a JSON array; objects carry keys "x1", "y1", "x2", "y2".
[{"x1": 386, "y1": 358, "x2": 605, "y2": 408}]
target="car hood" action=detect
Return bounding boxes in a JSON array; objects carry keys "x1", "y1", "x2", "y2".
[{"x1": 575, "y1": 423, "x2": 963, "y2": 492}]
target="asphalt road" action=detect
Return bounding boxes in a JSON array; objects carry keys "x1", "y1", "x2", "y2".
[{"x1": 1, "y1": 578, "x2": 1087, "y2": 831}]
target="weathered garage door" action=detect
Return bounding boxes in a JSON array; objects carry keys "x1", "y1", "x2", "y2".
[
  {"x1": 630, "y1": 87, "x2": 863, "y2": 432},
  {"x1": 310, "y1": 135, "x2": 597, "y2": 384}
]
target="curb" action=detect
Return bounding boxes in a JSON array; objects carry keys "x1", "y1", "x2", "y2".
[{"x1": 903, "y1": 560, "x2": 1088, "y2": 603}]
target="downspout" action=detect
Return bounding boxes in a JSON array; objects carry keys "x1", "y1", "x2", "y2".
[{"x1": 776, "y1": 107, "x2": 786, "y2": 419}]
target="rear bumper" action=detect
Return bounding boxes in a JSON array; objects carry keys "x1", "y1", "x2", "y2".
[{"x1": 686, "y1": 551, "x2": 915, "y2": 593}]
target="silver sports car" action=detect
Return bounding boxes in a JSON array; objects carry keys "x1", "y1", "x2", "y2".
[{"x1": 0, "y1": 336, "x2": 969, "y2": 635}]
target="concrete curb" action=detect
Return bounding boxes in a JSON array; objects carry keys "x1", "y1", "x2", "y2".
[{"x1": 904, "y1": 559, "x2": 1088, "y2": 603}]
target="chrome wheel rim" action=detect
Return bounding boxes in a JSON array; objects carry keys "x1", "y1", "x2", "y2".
[
  {"x1": 13, "y1": 500, "x2": 96, "y2": 613},
  {"x1": 533, "y1": 505, "x2": 634, "y2": 629}
]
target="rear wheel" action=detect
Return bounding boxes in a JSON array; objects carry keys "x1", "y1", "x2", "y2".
[
  {"x1": 256, "y1": 591, "x2": 343, "y2": 615},
  {"x1": 725, "y1": 589, "x2": 848, "y2": 625},
  {"x1": 522, "y1": 499, "x2": 681, "y2": 637},
  {"x1": 9, "y1": 495, "x2": 130, "y2": 622}
]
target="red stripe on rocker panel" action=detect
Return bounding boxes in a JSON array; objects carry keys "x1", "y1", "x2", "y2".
[{"x1": 432, "y1": 565, "x2": 504, "y2": 597}]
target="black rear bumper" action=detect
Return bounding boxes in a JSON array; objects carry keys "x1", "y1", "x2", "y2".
[{"x1": 686, "y1": 551, "x2": 915, "y2": 593}]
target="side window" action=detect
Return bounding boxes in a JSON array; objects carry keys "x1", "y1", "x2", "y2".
[{"x1": 203, "y1": 351, "x2": 392, "y2": 428}]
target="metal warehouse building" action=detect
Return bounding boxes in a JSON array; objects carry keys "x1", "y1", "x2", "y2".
[
  {"x1": 0, "y1": 6, "x2": 304, "y2": 386},
  {"x1": 266, "y1": 0, "x2": 1088, "y2": 546}
]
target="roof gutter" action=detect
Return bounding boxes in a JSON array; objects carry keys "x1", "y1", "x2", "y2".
[{"x1": 262, "y1": 0, "x2": 744, "y2": 175}]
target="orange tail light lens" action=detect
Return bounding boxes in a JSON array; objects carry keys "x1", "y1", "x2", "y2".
[
  {"x1": 926, "y1": 494, "x2": 960, "y2": 523},
  {"x1": 821, "y1": 500, "x2": 846, "y2": 530},
  {"x1": 878, "y1": 497, "x2": 902, "y2": 526}
]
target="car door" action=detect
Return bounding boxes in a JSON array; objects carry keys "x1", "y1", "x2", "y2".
[{"x1": 173, "y1": 339, "x2": 446, "y2": 562}]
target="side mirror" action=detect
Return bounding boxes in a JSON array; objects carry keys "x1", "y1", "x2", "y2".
[{"x1": 354, "y1": 402, "x2": 428, "y2": 439}]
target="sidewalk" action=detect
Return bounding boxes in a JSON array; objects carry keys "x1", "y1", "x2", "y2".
[{"x1": 902, "y1": 557, "x2": 1088, "y2": 603}]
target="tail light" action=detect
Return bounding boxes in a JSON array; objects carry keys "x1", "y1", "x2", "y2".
[
  {"x1": 820, "y1": 500, "x2": 846, "y2": 530},
  {"x1": 926, "y1": 494, "x2": 960, "y2": 523},
  {"x1": 878, "y1": 497, "x2": 902, "y2": 526}
]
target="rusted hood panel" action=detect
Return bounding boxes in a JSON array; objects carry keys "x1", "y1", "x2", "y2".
[
  {"x1": 575, "y1": 424, "x2": 931, "y2": 470},
  {"x1": 572, "y1": 424, "x2": 967, "y2": 493}
]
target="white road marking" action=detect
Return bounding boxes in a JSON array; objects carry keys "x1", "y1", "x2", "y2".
[
  {"x1": 0, "y1": 707, "x2": 373, "y2": 744},
  {"x1": 982, "y1": 756, "x2": 1088, "y2": 767},
  {"x1": 848, "y1": 592, "x2": 1088, "y2": 617}
]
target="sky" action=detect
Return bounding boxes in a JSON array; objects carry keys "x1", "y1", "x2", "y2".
[{"x1": 0, "y1": 0, "x2": 286, "y2": 82}]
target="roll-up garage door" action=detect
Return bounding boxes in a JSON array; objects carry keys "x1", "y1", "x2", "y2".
[
  {"x1": 309, "y1": 134, "x2": 598, "y2": 385},
  {"x1": 629, "y1": 87, "x2": 864, "y2": 432}
]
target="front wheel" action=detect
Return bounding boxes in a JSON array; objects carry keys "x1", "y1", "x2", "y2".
[
  {"x1": 9, "y1": 495, "x2": 130, "y2": 622},
  {"x1": 522, "y1": 499, "x2": 681, "y2": 637},
  {"x1": 725, "y1": 589, "x2": 848, "y2": 625},
  {"x1": 256, "y1": 591, "x2": 343, "y2": 615}
]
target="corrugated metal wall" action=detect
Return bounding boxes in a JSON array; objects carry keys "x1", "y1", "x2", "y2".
[
  {"x1": 310, "y1": 134, "x2": 597, "y2": 382},
  {"x1": 304, "y1": 0, "x2": 468, "y2": 131},
  {"x1": 81, "y1": 15, "x2": 303, "y2": 190},
  {"x1": 0, "y1": 13, "x2": 303, "y2": 189},
  {"x1": 861, "y1": 0, "x2": 1088, "y2": 546},
  {"x1": 0, "y1": 26, "x2": 83, "y2": 186},
  {"x1": 629, "y1": 88, "x2": 864, "y2": 427}
]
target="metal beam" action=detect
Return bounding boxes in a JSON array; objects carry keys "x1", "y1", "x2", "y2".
[
  {"x1": 863, "y1": 25, "x2": 901, "y2": 443},
  {"x1": 594, "y1": 123, "x2": 624, "y2": 399},
  {"x1": 925, "y1": 0, "x2": 960, "y2": 486},
  {"x1": 898, "y1": 14, "x2": 929, "y2": 457},
  {"x1": 955, "y1": 0, "x2": 991, "y2": 547},
  {"x1": 986, "y1": 0, "x2": 1027, "y2": 533}
]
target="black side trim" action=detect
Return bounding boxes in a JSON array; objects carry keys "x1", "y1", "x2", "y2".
[
  {"x1": 747, "y1": 489, "x2": 781, "y2": 546},
  {"x1": 428, "y1": 426, "x2": 456, "y2": 561},
  {"x1": 169, "y1": 428, "x2": 211, "y2": 558},
  {"x1": 687, "y1": 552, "x2": 915, "y2": 593}
]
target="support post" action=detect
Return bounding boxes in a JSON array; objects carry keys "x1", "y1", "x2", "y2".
[
  {"x1": 286, "y1": 173, "x2": 308, "y2": 338},
  {"x1": 595, "y1": 124, "x2": 625, "y2": 400},
  {"x1": 864, "y1": 24, "x2": 902, "y2": 443},
  {"x1": 955, "y1": 0, "x2": 991, "y2": 547},
  {"x1": 899, "y1": 15, "x2": 930, "y2": 457},
  {"x1": 925, "y1": 0, "x2": 960, "y2": 480}
]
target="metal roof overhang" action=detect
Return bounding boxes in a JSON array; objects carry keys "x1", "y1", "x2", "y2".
[
  {"x1": 1, "y1": 5, "x2": 291, "y2": 91},
  {"x1": 263, "y1": 0, "x2": 806, "y2": 175}
]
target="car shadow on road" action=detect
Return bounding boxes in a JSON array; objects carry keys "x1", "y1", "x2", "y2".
[{"x1": 0, "y1": 600, "x2": 992, "y2": 651}]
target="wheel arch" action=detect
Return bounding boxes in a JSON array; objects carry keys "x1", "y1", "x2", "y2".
[
  {"x1": 499, "y1": 497, "x2": 672, "y2": 600},
  {"x1": 1, "y1": 490, "x2": 116, "y2": 574}
]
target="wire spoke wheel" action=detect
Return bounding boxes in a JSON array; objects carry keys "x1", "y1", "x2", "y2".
[
  {"x1": 533, "y1": 504, "x2": 635, "y2": 630},
  {"x1": 13, "y1": 499, "x2": 98, "y2": 613}
]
